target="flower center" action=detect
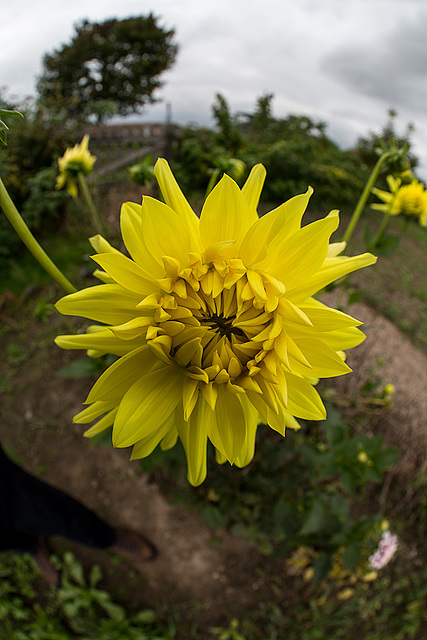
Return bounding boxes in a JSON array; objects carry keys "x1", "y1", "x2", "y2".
[
  {"x1": 143, "y1": 254, "x2": 288, "y2": 395},
  {"x1": 198, "y1": 311, "x2": 246, "y2": 341}
]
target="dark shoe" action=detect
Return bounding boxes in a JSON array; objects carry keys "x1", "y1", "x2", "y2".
[
  {"x1": 109, "y1": 529, "x2": 158, "y2": 562},
  {"x1": 32, "y1": 537, "x2": 60, "y2": 586}
]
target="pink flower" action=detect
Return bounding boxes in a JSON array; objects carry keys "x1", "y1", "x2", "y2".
[{"x1": 369, "y1": 531, "x2": 399, "y2": 570}]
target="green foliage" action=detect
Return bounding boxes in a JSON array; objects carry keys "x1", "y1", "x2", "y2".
[
  {"x1": 0, "y1": 93, "x2": 76, "y2": 208},
  {"x1": 355, "y1": 109, "x2": 417, "y2": 177},
  {"x1": 143, "y1": 405, "x2": 398, "y2": 582},
  {"x1": 0, "y1": 551, "x2": 173, "y2": 640},
  {"x1": 37, "y1": 15, "x2": 178, "y2": 123},
  {"x1": 212, "y1": 94, "x2": 243, "y2": 154},
  {"x1": 0, "y1": 108, "x2": 23, "y2": 146},
  {"x1": 0, "y1": 165, "x2": 69, "y2": 271},
  {"x1": 129, "y1": 155, "x2": 156, "y2": 187},
  {"x1": 230, "y1": 558, "x2": 427, "y2": 640},
  {"x1": 171, "y1": 94, "x2": 370, "y2": 212}
]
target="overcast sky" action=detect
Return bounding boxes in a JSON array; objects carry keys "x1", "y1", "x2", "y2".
[{"x1": 2, "y1": 0, "x2": 427, "y2": 177}]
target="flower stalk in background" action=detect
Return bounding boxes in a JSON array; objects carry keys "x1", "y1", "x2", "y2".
[
  {"x1": 0, "y1": 109, "x2": 76, "y2": 295},
  {"x1": 342, "y1": 137, "x2": 412, "y2": 249},
  {"x1": 55, "y1": 159, "x2": 376, "y2": 485},
  {"x1": 56, "y1": 135, "x2": 102, "y2": 233}
]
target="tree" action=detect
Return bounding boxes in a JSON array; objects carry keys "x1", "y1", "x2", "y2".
[
  {"x1": 37, "y1": 15, "x2": 178, "y2": 123},
  {"x1": 212, "y1": 93, "x2": 242, "y2": 153}
]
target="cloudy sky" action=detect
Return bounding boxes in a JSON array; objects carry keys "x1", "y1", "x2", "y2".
[{"x1": 2, "y1": 0, "x2": 427, "y2": 176}]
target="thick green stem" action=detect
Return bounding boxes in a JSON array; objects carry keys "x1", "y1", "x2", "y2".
[
  {"x1": 0, "y1": 177, "x2": 76, "y2": 294},
  {"x1": 78, "y1": 173, "x2": 103, "y2": 234},
  {"x1": 342, "y1": 152, "x2": 392, "y2": 246}
]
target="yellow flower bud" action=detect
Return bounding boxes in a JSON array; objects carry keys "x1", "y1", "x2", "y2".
[
  {"x1": 304, "y1": 567, "x2": 314, "y2": 582},
  {"x1": 384, "y1": 383, "x2": 395, "y2": 396},
  {"x1": 363, "y1": 571, "x2": 378, "y2": 582}
]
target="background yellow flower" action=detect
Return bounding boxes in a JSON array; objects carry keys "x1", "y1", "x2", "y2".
[{"x1": 56, "y1": 135, "x2": 96, "y2": 198}]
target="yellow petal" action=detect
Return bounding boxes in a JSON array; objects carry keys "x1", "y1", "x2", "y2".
[
  {"x1": 141, "y1": 196, "x2": 193, "y2": 267},
  {"x1": 239, "y1": 188, "x2": 313, "y2": 266},
  {"x1": 241, "y1": 163, "x2": 266, "y2": 218},
  {"x1": 177, "y1": 403, "x2": 208, "y2": 486},
  {"x1": 199, "y1": 175, "x2": 253, "y2": 255},
  {"x1": 154, "y1": 158, "x2": 201, "y2": 250},
  {"x1": 86, "y1": 345, "x2": 157, "y2": 404},
  {"x1": 130, "y1": 412, "x2": 176, "y2": 460},
  {"x1": 288, "y1": 253, "x2": 377, "y2": 301},
  {"x1": 83, "y1": 409, "x2": 117, "y2": 438},
  {"x1": 73, "y1": 401, "x2": 116, "y2": 424},
  {"x1": 113, "y1": 364, "x2": 183, "y2": 448},
  {"x1": 263, "y1": 212, "x2": 339, "y2": 286},
  {"x1": 289, "y1": 337, "x2": 352, "y2": 378},
  {"x1": 234, "y1": 398, "x2": 259, "y2": 468},
  {"x1": 55, "y1": 284, "x2": 142, "y2": 325},
  {"x1": 55, "y1": 328, "x2": 146, "y2": 357},
  {"x1": 120, "y1": 203, "x2": 165, "y2": 278},
  {"x1": 89, "y1": 234, "x2": 121, "y2": 254},
  {"x1": 285, "y1": 371, "x2": 326, "y2": 420},
  {"x1": 297, "y1": 299, "x2": 362, "y2": 331},
  {"x1": 207, "y1": 387, "x2": 247, "y2": 464},
  {"x1": 92, "y1": 253, "x2": 157, "y2": 295}
]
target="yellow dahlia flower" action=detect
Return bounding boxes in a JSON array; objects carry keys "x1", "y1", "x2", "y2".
[
  {"x1": 372, "y1": 176, "x2": 427, "y2": 226},
  {"x1": 55, "y1": 159, "x2": 376, "y2": 485},
  {"x1": 56, "y1": 135, "x2": 96, "y2": 198}
]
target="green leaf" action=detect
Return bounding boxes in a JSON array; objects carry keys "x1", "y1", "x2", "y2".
[
  {"x1": 57, "y1": 358, "x2": 101, "y2": 378},
  {"x1": 89, "y1": 563, "x2": 102, "y2": 588},
  {"x1": 300, "y1": 500, "x2": 330, "y2": 535},
  {"x1": 363, "y1": 223, "x2": 375, "y2": 250},
  {"x1": 201, "y1": 504, "x2": 227, "y2": 528},
  {"x1": 313, "y1": 551, "x2": 333, "y2": 584},
  {"x1": 343, "y1": 542, "x2": 361, "y2": 569},
  {"x1": 375, "y1": 233, "x2": 400, "y2": 257}
]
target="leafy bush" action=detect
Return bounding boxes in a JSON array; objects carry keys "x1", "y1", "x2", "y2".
[
  {"x1": 0, "y1": 551, "x2": 173, "y2": 640},
  {"x1": 142, "y1": 404, "x2": 398, "y2": 583}
]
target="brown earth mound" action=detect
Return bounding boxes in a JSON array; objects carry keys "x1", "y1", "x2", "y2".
[{"x1": 326, "y1": 298, "x2": 427, "y2": 482}]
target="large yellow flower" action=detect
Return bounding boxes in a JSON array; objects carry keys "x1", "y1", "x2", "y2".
[
  {"x1": 55, "y1": 160, "x2": 376, "y2": 485},
  {"x1": 56, "y1": 135, "x2": 96, "y2": 198}
]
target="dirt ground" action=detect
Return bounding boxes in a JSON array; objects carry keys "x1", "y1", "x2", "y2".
[{"x1": 1, "y1": 282, "x2": 427, "y2": 633}]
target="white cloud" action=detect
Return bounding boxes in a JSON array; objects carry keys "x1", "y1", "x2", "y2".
[{"x1": 1, "y1": 0, "x2": 426, "y2": 175}]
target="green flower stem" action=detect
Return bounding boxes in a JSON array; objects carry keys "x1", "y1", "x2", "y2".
[
  {"x1": 370, "y1": 210, "x2": 391, "y2": 250},
  {"x1": 0, "y1": 177, "x2": 76, "y2": 294},
  {"x1": 342, "y1": 152, "x2": 392, "y2": 246},
  {"x1": 78, "y1": 173, "x2": 103, "y2": 234}
]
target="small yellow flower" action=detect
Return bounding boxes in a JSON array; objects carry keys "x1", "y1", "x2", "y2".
[
  {"x1": 383, "y1": 383, "x2": 395, "y2": 396},
  {"x1": 357, "y1": 451, "x2": 368, "y2": 464},
  {"x1": 337, "y1": 588, "x2": 355, "y2": 601},
  {"x1": 55, "y1": 159, "x2": 376, "y2": 485},
  {"x1": 372, "y1": 176, "x2": 427, "y2": 226},
  {"x1": 56, "y1": 135, "x2": 96, "y2": 198},
  {"x1": 362, "y1": 570, "x2": 378, "y2": 582},
  {"x1": 381, "y1": 519, "x2": 390, "y2": 531},
  {"x1": 303, "y1": 567, "x2": 314, "y2": 582}
]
